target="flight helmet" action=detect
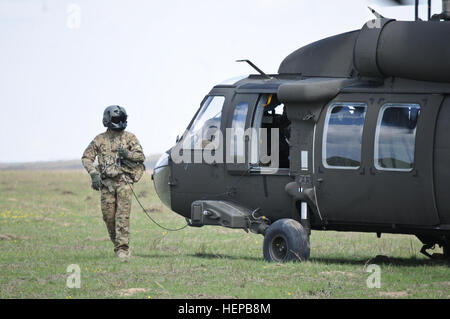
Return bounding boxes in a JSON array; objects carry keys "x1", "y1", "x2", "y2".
[{"x1": 103, "y1": 105, "x2": 128, "y2": 131}]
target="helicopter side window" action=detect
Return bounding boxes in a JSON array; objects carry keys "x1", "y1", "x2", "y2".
[
  {"x1": 182, "y1": 96, "x2": 225, "y2": 150},
  {"x1": 323, "y1": 103, "x2": 367, "y2": 169},
  {"x1": 251, "y1": 94, "x2": 290, "y2": 169},
  {"x1": 374, "y1": 104, "x2": 420, "y2": 171}
]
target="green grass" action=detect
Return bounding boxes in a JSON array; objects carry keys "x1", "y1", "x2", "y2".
[{"x1": 0, "y1": 170, "x2": 448, "y2": 299}]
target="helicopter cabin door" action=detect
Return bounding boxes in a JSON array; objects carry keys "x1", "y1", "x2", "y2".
[
  {"x1": 225, "y1": 93, "x2": 259, "y2": 173},
  {"x1": 224, "y1": 92, "x2": 294, "y2": 220},
  {"x1": 314, "y1": 93, "x2": 441, "y2": 226}
]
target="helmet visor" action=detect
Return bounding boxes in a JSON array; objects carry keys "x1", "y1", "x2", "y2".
[{"x1": 111, "y1": 113, "x2": 126, "y2": 124}]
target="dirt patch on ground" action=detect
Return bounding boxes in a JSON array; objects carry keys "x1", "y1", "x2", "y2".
[
  {"x1": 61, "y1": 191, "x2": 75, "y2": 195},
  {"x1": 379, "y1": 291, "x2": 408, "y2": 298},
  {"x1": 320, "y1": 271, "x2": 357, "y2": 278},
  {"x1": 117, "y1": 288, "x2": 149, "y2": 297},
  {"x1": 38, "y1": 274, "x2": 66, "y2": 285},
  {"x1": 85, "y1": 236, "x2": 109, "y2": 242},
  {"x1": 33, "y1": 217, "x2": 71, "y2": 227},
  {"x1": 0, "y1": 234, "x2": 30, "y2": 240}
]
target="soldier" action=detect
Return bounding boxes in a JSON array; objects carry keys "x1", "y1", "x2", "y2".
[{"x1": 82, "y1": 105, "x2": 145, "y2": 261}]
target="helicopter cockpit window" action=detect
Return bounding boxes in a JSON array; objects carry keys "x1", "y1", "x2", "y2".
[
  {"x1": 251, "y1": 94, "x2": 291, "y2": 169},
  {"x1": 323, "y1": 103, "x2": 367, "y2": 169},
  {"x1": 374, "y1": 104, "x2": 420, "y2": 171},
  {"x1": 182, "y1": 96, "x2": 224, "y2": 150}
]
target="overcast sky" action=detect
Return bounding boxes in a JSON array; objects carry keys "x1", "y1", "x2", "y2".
[{"x1": 0, "y1": 0, "x2": 441, "y2": 162}]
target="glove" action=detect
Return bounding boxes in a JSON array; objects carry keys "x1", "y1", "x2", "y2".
[
  {"x1": 90, "y1": 172, "x2": 102, "y2": 191},
  {"x1": 118, "y1": 146, "x2": 129, "y2": 159}
]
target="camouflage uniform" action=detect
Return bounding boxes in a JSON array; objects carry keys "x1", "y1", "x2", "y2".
[{"x1": 82, "y1": 129, "x2": 145, "y2": 254}]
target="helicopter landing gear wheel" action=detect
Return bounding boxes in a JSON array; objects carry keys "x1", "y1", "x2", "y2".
[{"x1": 263, "y1": 218, "x2": 310, "y2": 262}]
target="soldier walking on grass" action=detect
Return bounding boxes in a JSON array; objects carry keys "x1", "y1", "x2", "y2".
[{"x1": 82, "y1": 105, "x2": 145, "y2": 261}]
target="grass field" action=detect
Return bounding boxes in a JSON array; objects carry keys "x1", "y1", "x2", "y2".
[{"x1": 0, "y1": 170, "x2": 448, "y2": 299}]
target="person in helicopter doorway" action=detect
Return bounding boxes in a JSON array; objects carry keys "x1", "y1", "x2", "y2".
[{"x1": 82, "y1": 105, "x2": 145, "y2": 261}]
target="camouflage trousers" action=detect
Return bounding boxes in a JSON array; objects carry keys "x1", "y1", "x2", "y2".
[{"x1": 100, "y1": 178, "x2": 132, "y2": 253}]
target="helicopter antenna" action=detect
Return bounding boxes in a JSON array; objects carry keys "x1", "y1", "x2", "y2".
[
  {"x1": 368, "y1": 6, "x2": 385, "y2": 19},
  {"x1": 236, "y1": 59, "x2": 271, "y2": 79}
]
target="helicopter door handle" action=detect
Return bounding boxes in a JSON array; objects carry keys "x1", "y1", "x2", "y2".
[{"x1": 317, "y1": 178, "x2": 324, "y2": 183}]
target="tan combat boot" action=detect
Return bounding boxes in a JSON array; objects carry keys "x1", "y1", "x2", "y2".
[{"x1": 116, "y1": 250, "x2": 130, "y2": 262}]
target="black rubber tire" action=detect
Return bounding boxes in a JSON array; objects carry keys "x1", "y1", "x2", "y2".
[{"x1": 263, "y1": 218, "x2": 310, "y2": 262}]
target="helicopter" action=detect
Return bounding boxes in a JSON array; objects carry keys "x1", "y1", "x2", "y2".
[{"x1": 152, "y1": 0, "x2": 450, "y2": 262}]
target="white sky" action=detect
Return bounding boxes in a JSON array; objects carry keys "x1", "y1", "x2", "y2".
[{"x1": 0, "y1": 0, "x2": 441, "y2": 162}]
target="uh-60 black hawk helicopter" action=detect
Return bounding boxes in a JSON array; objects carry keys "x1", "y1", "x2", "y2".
[{"x1": 152, "y1": 0, "x2": 450, "y2": 262}]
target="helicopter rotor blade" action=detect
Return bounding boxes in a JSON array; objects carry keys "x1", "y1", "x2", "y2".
[
  {"x1": 373, "y1": 0, "x2": 416, "y2": 5},
  {"x1": 389, "y1": 0, "x2": 408, "y2": 4},
  {"x1": 371, "y1": 0, "x2": 431, "y2": 21}
]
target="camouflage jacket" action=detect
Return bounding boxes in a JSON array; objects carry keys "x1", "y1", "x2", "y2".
[{"x1": 82, "y1": 129, "x2": 145, "y2": 180}]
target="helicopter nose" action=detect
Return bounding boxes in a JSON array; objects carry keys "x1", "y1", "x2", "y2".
[{"x1": 152, "y1": 153, "x2": 171, "y2": 209}]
